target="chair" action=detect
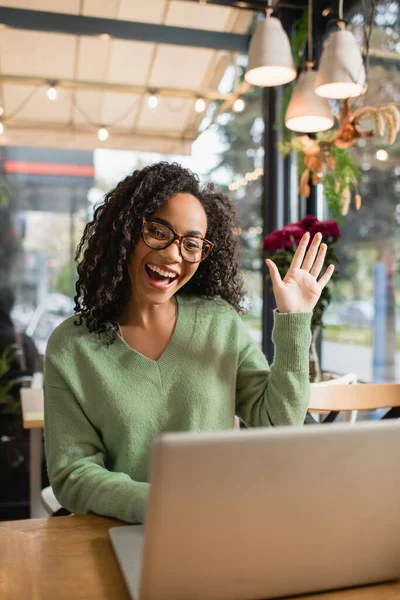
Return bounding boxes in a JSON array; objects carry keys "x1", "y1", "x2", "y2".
[
  {"x1": 41, "y1": 485, "x2": 68, "y2": 516},
  {"x1": 309, "y1": 383, "x2": 400, "y2": 424},
  {"x1": 20, "y1": 373, "x2": 66, "y2": 517},
  {"x1": 309, "y1": 373, "x2": 358, "y2": 423}
]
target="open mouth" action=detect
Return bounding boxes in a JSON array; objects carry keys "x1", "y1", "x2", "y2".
[{"x1": 145, "y1": 264, "x2": 177, "y2": 286}]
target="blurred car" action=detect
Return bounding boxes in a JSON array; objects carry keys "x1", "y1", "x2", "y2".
[
  {"x1": 242, "y1": 293, "x2": 262, "y2": 318},
  {"x1": 338, "y1": 301, "x2": 374, "y2": 328},
  {"x1": 11, "y1": 303, "x2": 36, "y2": 330},
  {"x1": 25, "y1": 293, "x2": 75, "y2": 355}
]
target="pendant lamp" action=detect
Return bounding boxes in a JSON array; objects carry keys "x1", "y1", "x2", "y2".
[
  {"x1": 245, "y1": 5, "x2": 296, "y2": 87},
  {"x1": 285, "y1": 0, "x2": 333, "y2": 133},
  {"x1": 285, "y1": 67, "x2": 334, "y2": 132},
  {"x1": 314, "y1": 1, "x2": 366, "y2": 99}
]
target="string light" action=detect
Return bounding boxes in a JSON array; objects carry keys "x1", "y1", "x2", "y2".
[
  {"x1": 195, "y1": 98, "x2": 206, "y2": 113},
  {"x1": 228, "y1": 167, "x2": 264, "y2": 191},
  {"x1": 148, "y1": 94, "x2": 158, "y2": 109},
  {"x1": 376, "y1": 149, "x2": 389, "y2": 161},
  {"x1": 47, "y1": 85, "x2": 57, "y2": 101},
  {"x1": 0, "y1": 122, "x2": 4, "y2": 135},
  {"x1": 98, "y1": 126, "x2": 109, "y2": 141},
  {"x1": 233, "y1": 98, "x2": 246, "y2": 113}
]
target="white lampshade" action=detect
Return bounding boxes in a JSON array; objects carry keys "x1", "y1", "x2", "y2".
[
  {"x1": 285, "y1": 69, "x2": 334, "y2": 133},
  {"x1": 314, "y1": 29, "x2": 366, "y2": 99},
  {"x1": 245, "y1": 15, "x2": 296, "y2": 87}
]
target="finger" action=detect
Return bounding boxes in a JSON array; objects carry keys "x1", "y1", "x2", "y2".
[
  {"x1": 310, "y1": 243, "x2": 327, "y2": 278},
  {"x1": 318, "y1": 264, "x2": 335, "y2": 289},
  {"x1": 301, "y1": 233, "x2": 322, "y2": 272},
  {"x1": 265, "y1": 259, "x2": 282, "y2": 288},
  {"x1": 289, "y1": 232, "x2": 310, "y2": 270}
]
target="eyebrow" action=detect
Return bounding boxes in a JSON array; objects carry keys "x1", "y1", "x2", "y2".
[{"x1": 152, "y1": 217, "x2": 204, "y2": 237}]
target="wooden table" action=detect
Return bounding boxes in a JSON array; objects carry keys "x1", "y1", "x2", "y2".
[
  {"x1": 20, "y1": 387, "x2": 45, "y2": 518},
  {"x1": 0, "y1": 515, "x2": 399, "y2": 600}
]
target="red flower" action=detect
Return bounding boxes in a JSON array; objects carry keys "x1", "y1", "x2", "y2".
[
  {"x1": 298, "y1": 215, "x2": 318, "y2": 231},
  {"x1": 310, "y1": 219, "x2": 340, "y2": 240},
  {"x1": 263, "y1": 225, "x2": 305, "y2": 251}
]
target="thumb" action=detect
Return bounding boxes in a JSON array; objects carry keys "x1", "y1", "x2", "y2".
[{"x1": 265, "y1": 259, "x2": 282, "y2": 288}]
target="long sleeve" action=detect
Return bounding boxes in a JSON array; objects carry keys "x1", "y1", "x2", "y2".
[
  {"x1": 235, "y1": 311, "x2": 312, "y2": 427},
  {"x1": 44, "y1": 358, "x2": 149, "y2": 524}
]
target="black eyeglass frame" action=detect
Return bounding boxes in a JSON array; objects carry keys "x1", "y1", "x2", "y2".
[{"x1": 141, "y1": 217, "x2": 214, "y2": 263}]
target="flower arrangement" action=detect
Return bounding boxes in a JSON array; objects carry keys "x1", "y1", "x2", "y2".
[{"x1": 263, "y1": 215, "x2": 340, "y2": 329}]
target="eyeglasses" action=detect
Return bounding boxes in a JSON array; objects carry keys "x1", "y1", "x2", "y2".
[{"x1": 142, "y1": 218, "x2": 214, "y2": 264}]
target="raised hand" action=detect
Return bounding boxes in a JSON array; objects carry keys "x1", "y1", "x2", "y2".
[{"x1": 265, "y1": 232, "x2": 335, "y2": 314}]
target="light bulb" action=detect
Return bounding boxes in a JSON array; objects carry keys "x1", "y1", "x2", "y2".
[
  {"x1": 98, "y1": 127, "x2": 109, "y2": 141},
  {"x1": 0, "y1": 122, "x2": 3, "y2": 135},
  {"x1": 148, "y1": 94, "x2": 158, "y2": 109},
  {"x1": 0, "y1": 106, "x2": 3, "y2": 117},
  {"x1": 376, "y1": 149, "x2": 389, "y2": 161},
  {"x1": 195, "y1": 98, "x2": 206, "y2": 113},
  {"x1": 47, "y1": 86, "x2": 57, "y2": 101},
  {"x1": 233, "y1": 98, "x2": 245, "y2": 113}
]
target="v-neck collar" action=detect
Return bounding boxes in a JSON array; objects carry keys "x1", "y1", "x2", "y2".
[{"x1": 109, "y1": 295, "x2": 197, "y2": 373}]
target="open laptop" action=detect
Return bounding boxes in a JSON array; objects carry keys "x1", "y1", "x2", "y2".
[{"x1": 109, "y1": 420, "x2": 400, "y2": 600}]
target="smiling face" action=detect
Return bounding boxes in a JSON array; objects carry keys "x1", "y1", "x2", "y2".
[{"x1": 127, "y1": 192, "x2": 208, "y2": 307}]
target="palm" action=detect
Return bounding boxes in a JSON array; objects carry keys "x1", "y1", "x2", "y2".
[{"x1": 266, "y1": 232, "x2": 335, "y2": 314}]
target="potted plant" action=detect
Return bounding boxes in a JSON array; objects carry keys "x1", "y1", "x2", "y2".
[
  {"x1": 0, "y1": 344, "x2": 31, "y2": 519},
  {"x1": 0, "y1": 345, "x2": 26, "y2": 429}
]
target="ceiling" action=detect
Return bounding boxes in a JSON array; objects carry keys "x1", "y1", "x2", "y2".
[{"x1": 0, "y1": 0, "x2": 253, "y2": 154}]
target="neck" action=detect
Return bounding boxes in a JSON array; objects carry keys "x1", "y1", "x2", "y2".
[{"x1": 120, "y1": 294, "x2": 177, "y2": 328}]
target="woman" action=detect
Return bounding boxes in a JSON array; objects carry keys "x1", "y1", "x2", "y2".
[{"x1": 44, "y1": 162, "x2": 334, "y2": 524}]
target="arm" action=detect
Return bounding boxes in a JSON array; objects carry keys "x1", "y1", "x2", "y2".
[
  {"x1": 237, "y1": 228, "x2": 335, "y2": 425},
  {"x1": 235, "y1": 311, "x2": 311, "y2": 427},
  {"x1": 44, "y1": 359, "x2": 149, "y2": 524}
]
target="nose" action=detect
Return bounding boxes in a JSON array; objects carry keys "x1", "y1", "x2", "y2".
[{"x1": 159, "y1": 239, "x2": 182, "y2": 263}]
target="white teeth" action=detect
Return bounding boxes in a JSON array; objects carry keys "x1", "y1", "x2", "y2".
[{"x1": 147, "y1": 264, "x2": 177, "y2": 279}]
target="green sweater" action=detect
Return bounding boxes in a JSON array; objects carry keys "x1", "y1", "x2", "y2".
[{"x1": 44, "y1": 295, "x2": 312, "y2": 524}]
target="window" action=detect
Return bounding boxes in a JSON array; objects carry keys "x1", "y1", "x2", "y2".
[{"x1": 322, "y1": 0, "x2": 400, "y2": 382}]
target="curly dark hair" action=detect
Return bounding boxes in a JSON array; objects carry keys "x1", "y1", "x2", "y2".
[{"x1": 74, "y1": 162, "x2": 245, "y2": 338}]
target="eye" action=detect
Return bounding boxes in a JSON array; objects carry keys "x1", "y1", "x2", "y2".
[
  {"x1": 148, "y1": 224, "x2": 170, "y2": 239},
  {"x1": 184, "y1": 238, "x2": 202, "y2": 251}
]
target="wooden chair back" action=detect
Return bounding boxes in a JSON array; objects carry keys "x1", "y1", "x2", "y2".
[{"x1": 309, "y1": 383, "x2": 400, "y2": 412}]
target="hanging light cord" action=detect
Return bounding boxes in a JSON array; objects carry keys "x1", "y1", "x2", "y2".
[
  {"x1": 71, "y1": 92, "x2": 140, "y2": 129},
  {"x1": 108, "y1": 97, "x2": 139, "y2": 127},
  {"x1": 362, "y1": 0, "x2": 377, "y2": 87},
  {"x1": 1, "y1": 87, "x2": 40, "y2": 122},
  {"x1": 71, "y1": 94, "x2": 98, "y2": 128},
  {"x1": 338, "y1": 0, "x2": 344, "y2": 21},
  {"x1": 308, "y1": 0, "x2": 313, "y2": 64},
  {"x1": 163, "y1": 97, "x2": 188, "y2": 113}
]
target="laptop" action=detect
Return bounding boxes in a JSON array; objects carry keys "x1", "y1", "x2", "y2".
[{"x1": 109, "y1": 420, "x2": 400, "y2": 600}]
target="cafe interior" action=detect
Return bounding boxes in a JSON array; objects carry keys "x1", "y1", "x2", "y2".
[{"x1": 0, "y1": 0, "x2": 400, "y2": 598}]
